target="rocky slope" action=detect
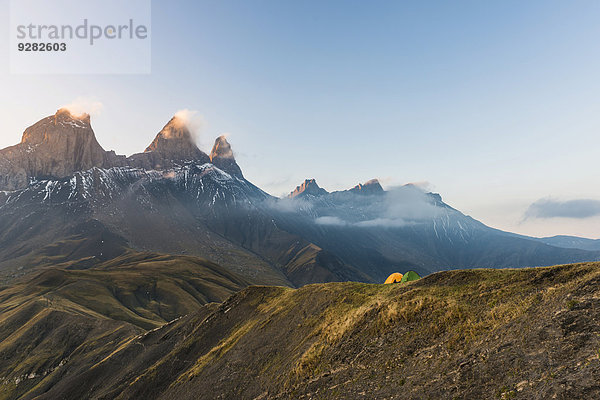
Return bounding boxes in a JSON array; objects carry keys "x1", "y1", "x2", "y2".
[{"x1": 2, "y1": 262, "x2": 599, "y2": 399}]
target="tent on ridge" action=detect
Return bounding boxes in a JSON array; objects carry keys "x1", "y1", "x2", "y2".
[
  {"x1": 384, "y1": 272, "x2": 403, "y2": 284},
  {"x1": 400, "y1": 270, "x2": 421, "y2": 283}
]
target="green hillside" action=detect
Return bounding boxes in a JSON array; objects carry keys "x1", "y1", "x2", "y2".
[
  {"x1": 0, "y1": 252, "x2": 248, "y2": 400},
  {"x1": 2, "y1": 262, "x2": 598, "y2": 399}
]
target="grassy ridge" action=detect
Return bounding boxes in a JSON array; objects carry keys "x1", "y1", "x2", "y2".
[
  {"x1": 0, "y1": 252, "x2": 248, "y2": 399},
  {"x1": 15, "y1": 262, "x2": 600, "y2": 400},
  {"x1": 0, "y1": 252, "x2": 248, "y2": 329}
]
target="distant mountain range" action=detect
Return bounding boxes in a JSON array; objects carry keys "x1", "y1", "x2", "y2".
[
  {"x1": 535, "y1": 235, "x2": 600, "y2": 251},
  {"x1": 0, "y1": 109, "x2": 598, "y2": 288}
]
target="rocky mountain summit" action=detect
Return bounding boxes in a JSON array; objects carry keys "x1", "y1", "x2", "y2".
[
  {"x1": 289, "y1": 178, "x2": 328, "y2": 198},
  {"x1": 349, "y1": 178, "x2": 384, "y2": 194},
  {"x1": 288, "y1": 178, "x2": 385, "y2": 200},
  {"x1": 0, "y1": 109, "x2": 121, "y2": 190},
  {"x1": 0, "y1": 110, "x2": 238, "y2": 191},
  {"x1": 130, "y1": 116, "x2": 211, "y2": 170},
  {"x1": 210, "y1": 135, "x2": 244, "y2": 178}
]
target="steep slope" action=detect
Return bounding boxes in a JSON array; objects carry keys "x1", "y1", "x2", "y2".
[
  {"x1": 0, "y1": 165, "x2": 292, "y2": 287},
  {"x1": 11, "y1": 262, "x2": 600, "y2": 400},
  {"x1": 0, "y1": 165, "x2": 360, "y2": 288},
  {"x1": 0, "y1": 252, "x2": 248, "y2": 400}
]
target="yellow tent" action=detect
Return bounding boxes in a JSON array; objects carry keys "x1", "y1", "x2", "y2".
[{"x1": 384, "y1": 272, "x2": 403, "y2": 284}]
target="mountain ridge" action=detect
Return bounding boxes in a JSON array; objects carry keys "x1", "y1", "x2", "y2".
[
  {"x1": 0, "y1": 109, "x2": 599, "y2": 290},
  {"x1": 0, "y1": 110, "x2": 239, "y2": 191},
  {"x1": 289, "y1": 178, "x2": 328, "y2": 198}
]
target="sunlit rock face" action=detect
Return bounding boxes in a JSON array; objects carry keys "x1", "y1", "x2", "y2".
[
  {"x1": 210, "y1": 135, "x2": 243, "y2": 178},
  {"x1": 145, "y1": 116, "x2": 209, "y2": 161},
  {"x1": 349, "y1": 179, "x2": 384, "y2": 195},
  {"x1": 289, "y1": 179, "x2": 328, "y2": 199},
  {"x1": 128, "y1": 116, "x2": 211, "y2": 171},
  {"x1": 0, "y1": 109, "x2": 117, "y2": 191},
  {"x1": 0, "y1": 111, "x2": 248, "y2": 191}
]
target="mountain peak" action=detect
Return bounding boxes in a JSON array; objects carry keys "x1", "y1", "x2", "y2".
[
  {"x1": 143, "y1": 116, "x2": 210, "y2": 165},
  {"x1": 54, "y1": 108, "x2": 91, "y2": 125},
  {"x1": 350, "y1": 179, "x2": 384, "y2": 195},
  {"x1": 145, "y1": 116, "x2": 194, "y2": 151},
  {"x1": 0, "y1": 109, "x2": 109, "y2": 190},
  {"x1": 21, "y1": 109, "x2": 93, "y2": 146},
  {"x1": 289, "y1": 179, "x2": 328, "y2": 198},
  {"x1": 210, "y1": 135, "x2": 234, "y2": 159},
  {"x1": 210, "y1": 135, "x2": 243, "y2": 178}
]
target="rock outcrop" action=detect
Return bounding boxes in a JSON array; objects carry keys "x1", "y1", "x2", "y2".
[
  {"x1": 349, "y1": 178, "x2": 384, "y2": 195},
  {"x1": 210, "y1": 135, "x2": 243, "y2": 178},
  {"x1": 128, "y1": 116, "x2": 211, "y2": 170},
  {"x1": 0, "y1": 110, "x2": 220, "y2": 190},
  {"x1": 0, "y1": 109, "x2": 118, "y2": 191},
  {"x1": 289, "y1": 179, "x2": 328, "y2": 198}
]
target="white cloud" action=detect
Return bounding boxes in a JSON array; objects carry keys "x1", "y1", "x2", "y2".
[
  {"x1": 314, "y1": 185, "x2": 446, "y2": 228},
  {"x1": 524, "y1": 198, "x2": 600, "y2": 219},
  {"x1": 355, "y1": 218, "x2": 413, "y2": 228},
  {"x1": 383, "y1": 185, "x2": 444, "y2": 221},
  {"x1": 315, "y1": 216, "x2": 348, "y2": 226},
  {"x1": 171, "y1": 109, "x2": 207, "y2": 146},
  {"x1": 264, "y1": 197, "x2": 314, "y2": 213},
  {"x1": 61, "y1": 96, "x2": 104, "y2": 117}
]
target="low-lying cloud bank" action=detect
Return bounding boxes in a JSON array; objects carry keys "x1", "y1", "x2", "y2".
[
  {"x1": 524, "y1": 198, "x2": 600, "y2": 219},
  {"x1": 315, "y1": 216, "x2": 348, "y2": 226},
  {"x1": 264, "y1": 197, "x2": 313, "y2": 213},
  {"x1": 315, "y1": 185, "x2": 445, "y2": 228}
]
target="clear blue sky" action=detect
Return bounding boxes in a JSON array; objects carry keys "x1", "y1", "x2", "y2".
[{"x1": 0, "y1": 0, "x2": 599, "y2": 238}]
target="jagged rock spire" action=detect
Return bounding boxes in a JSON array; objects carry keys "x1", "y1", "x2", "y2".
[
  {"x1": 349, "y1": 179, "x2": 384, "y2": 194},
  {"x1": 144, "y1": 116, "x2": 210, "y2": 164},
  {"x1": 289, "y1": 179, "x2": 328, "y2": 198},
  {"x1": 210, "y1": 135, "x2": 243, "y2": 178}
]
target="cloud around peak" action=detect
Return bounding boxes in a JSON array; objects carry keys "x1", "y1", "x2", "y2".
[
  {"x1": 315, "y1": 185, "x2": 445, "y2": 228},
  {"x1": 172, "y1": 109, "x2": 205, "y2": 134},
  {"x1": 60, "y1": 96, "x2": 104, "y2": 118}
]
